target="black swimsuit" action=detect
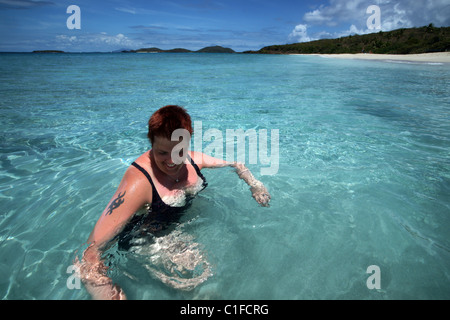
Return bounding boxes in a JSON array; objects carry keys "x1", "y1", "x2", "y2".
[
  {"x1": 131, "y1": 154, "x2": 207, "y2": 214},
  {"x1": 118, "y1": 154, "x2": 207, "y2": 249}
]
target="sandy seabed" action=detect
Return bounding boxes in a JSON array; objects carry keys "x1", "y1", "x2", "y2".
[{"x1": 293, "y1": 52, "x2": 450, "y2": 63}]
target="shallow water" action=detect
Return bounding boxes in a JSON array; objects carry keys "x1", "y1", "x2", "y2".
[{"x1": 0, "y1": 53, "x2": 449, "y2": 299}]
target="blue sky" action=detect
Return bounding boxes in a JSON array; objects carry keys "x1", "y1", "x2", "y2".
[{"x1": 0, "y1": 0, "x2": 449, "y2": 52}]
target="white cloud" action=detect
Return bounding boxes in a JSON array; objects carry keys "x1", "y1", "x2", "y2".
[
  {"x1": 336, "y1": 24, "x2": 369, "y2": 37},
  {"x1": 304, "y1": 0, "x2": 369, "y2": 27},
  {"x1": 304, "y1": 7, "x2": 336, "y2": 26},
  {"x1": 56, "y1": 35, "x2": 77, "y2": 42},
  {"x1": 55, "y1": 32, "x2": 142, "y2": 51},
  {"x1": 302, "y1": 0, "x2": 450, "y2": 33},
  {"x1": 288, "y1": 23, "x2": 374, "y2": 44},
  {"x1": 115, "y1": 7, "x2": 137, "y2": 14},
  {"x1": 289, "y1": 0, "x2": 450, "y2": 43},
  {"x1": 380, "y1": 3, "x2": 413, "y2": 30},
  {"x1": 289, "y1": 24, "x2": 312, "y2": 43}
]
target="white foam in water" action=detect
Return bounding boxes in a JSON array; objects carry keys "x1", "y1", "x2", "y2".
[
  {"x1": 131, "y1": 228, "x2": 213, "y2": 291},
  {"x1": 0, "y1": 53, "x2": 449, "y2": 299},
  {"x1": 161, "y1": 178, "x2": 204, "y2": 207},
  {"x1": 385, "y1": 59, "x2": 444, "y2": 66}
]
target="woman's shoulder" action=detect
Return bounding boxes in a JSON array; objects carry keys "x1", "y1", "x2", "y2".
[
  {"x1": 189, "y1": 151, "x2": 208, "y2": 169},
  {"x1": 125, "y1": 151, "x2": 152, "y2": 184},
  {"x1": 122, "y1": 154, "x2": 153, "y2": 203}
]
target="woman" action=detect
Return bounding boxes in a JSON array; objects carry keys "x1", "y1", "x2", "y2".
[{"x1": 78, "y1": 105, "x2": 271, "y2": 300}]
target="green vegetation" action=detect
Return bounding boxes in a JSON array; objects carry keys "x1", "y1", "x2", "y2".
[
  {"x1": 196, "y1": 46, "x2": 235, "y2": 53},
  {"x1": 253, "y1": 25, "x2": 450, "y2": 55}
]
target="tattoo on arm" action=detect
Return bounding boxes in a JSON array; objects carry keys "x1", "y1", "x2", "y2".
[{"x1": 105, "y1": 191, "x2": 126, "y2": 216}]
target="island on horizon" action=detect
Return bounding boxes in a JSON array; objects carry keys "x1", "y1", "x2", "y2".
[
  {"x1": 27, "y1": 25, "x2": 449, "y2": 56},
  {"x1": 28, "y1": 45, "x2": 236, "y2": 54},
  {"x1": 121, "y1": 45, "x2": 236, "y2": 54},
  {"x1": 32, "y1": 50, "x2": 65, "y2": 53},
  {"x1": 248, "y1": 24, "x2": 450, "y2": 55}
]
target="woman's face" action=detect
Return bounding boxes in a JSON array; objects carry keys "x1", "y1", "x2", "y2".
[{"x1": 151, "y1": 136, "x2": 186, "y2": 175}]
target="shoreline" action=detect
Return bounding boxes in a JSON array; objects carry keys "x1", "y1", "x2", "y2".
[{"x1": 292, "y1": 52, "x2": 450, "y2": 63}]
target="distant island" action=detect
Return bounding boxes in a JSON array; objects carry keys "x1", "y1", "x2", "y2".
[
  {"x1": 122, "y1": 45, "x2": 235, "y2": 54},
  {"x1": 32, "y1": 50, "x2": 65, "y2": 53},
  {"x1": 28, "y1": 25, "x2": 450, "y2": 55},
  {"x1": 29, "y1": 45, "x2": 235, "y2": 54},
  {"x1": 247, "y1": 25, "x2": 450, "y2": 55}
]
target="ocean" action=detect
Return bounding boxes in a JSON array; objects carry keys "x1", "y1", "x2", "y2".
[{"x1": 0, "y1": 52, "x2": 449, "y2": 300}]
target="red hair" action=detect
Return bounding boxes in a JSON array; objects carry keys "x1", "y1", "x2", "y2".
[{"x1": 147, "y1": 105, "x2": 193, "y2": 144}]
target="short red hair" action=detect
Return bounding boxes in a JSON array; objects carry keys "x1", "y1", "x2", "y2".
[{"x1": 147, "y1": 105, "x2": 193, "y2": 144}]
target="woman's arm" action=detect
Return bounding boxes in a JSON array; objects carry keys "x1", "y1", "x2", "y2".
[
  {"x1": 233, "y1": 162, "x2": 271, "y2": 207},
  {"x1": 193, "y1": 151, "x2": 271, "y2": 207},
  {"x1": 77, "y1": 166, "x2": 152, "y2": 300},
  {"x1": 77, "y1": 243, "x2": 126, "y2": 300}
]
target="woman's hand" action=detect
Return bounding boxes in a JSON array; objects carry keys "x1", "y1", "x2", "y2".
[
  {"x1": 194, "y1": 154, "x2": 272, "y2": 207},
  {"x1": 76, "y1": 244, "x2": 127, "y2": 300},
  {"x1": 234, "y1": 162, "x2": 271, "y2": 207},
  {"x1": 250, "y1": 182, "x2": 271, "y2": 207}
]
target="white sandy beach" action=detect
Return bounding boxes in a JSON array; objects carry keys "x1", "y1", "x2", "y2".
[{"x1": 294, "y1": 52, "x2": 450, "y2": 63}]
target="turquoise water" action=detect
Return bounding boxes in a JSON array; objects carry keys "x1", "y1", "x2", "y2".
[{"x1": 0, "y1": 53, "x2": 449, "y2": 299}]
